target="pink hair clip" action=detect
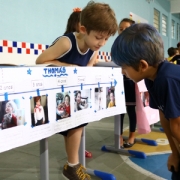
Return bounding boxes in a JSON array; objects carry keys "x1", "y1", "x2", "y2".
[{"x1": 73, "y1": 7, "x2": 82, "y2": 12}]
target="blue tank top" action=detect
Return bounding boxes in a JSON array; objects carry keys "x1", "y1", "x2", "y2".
[{"x1": 50, "y1": 33, "x2": 94, "y2": 66}]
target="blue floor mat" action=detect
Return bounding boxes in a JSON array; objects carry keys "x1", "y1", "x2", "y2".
[{"x1": 129, "y1": 153, "x2": 172, "y2": 180}]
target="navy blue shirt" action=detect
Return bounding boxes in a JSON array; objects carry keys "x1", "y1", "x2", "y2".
[
  {"x1": 50, "y1": 33, "x2": 94, "y2": 66},
  {"x1": 145, "y1": 61, "x2": 180, "y2": 119}
]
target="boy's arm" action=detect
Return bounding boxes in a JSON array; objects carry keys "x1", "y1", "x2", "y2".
[
  {"x1": 44, "y1": 60, "x2": 78, "y2": 67},
  {"x1": 160, "y1": 110, "x2": 179, "y2": 154},
  {"x1": 87, "y1": 51, "x2": 98, "y2": 66},
  {"x1": 169, "y1": 116, "x2": 180, "y2": 146},
  {"x1": 159, "y1": 110, "x2": 180, "y2": 171},
  {"x1": 36, "y1": 37, "x2": 78, "y2": 67}
]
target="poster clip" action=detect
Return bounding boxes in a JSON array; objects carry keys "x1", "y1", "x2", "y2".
[
  {"x1": 37, "y1": 89, "x2": 40, "y2": 96},
  {"x1": 81, "y1": 83, "x2": 83, "y2": 90},
  {"x1": 4, "y1": 92, "x2": 8, "y2": 101},
  {"x1": 61, "y1": 85, "x2": 64, "y2": 92},
  {"x1": 98, "y1": 82, "x2": 100, "y2": 88}
]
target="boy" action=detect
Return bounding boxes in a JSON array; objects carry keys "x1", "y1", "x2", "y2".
[
  {"x1": 36, "y1": 1, "x2": 118, "y2": 180},
  {"x1": 167, "y1": 47, "x2": 179, "y2": 64},
  {"x1": 111, "y1": 23, "x2": 180, "y2": 179}
]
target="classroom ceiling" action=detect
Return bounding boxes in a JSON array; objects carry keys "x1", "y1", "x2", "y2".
[{"x1": 169, "y1": 0, "x2": 180, "y2": 14}]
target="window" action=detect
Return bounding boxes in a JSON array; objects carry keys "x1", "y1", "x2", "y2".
[
  {"x1": 162, "y1": 14, "x2": 167, "y2": 36},
  {"x1": 177, "y1": 23, "x2": 180, "y2": 41},
  {"x1": 154, "y1": 9, "x2": 160, "y2": 32},
  {"x1": 171, "y1": 20, "x2": 175, "y2": 39}
]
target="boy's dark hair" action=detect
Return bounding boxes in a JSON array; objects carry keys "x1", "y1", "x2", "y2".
[
  {"x1": 119, "y1": 18, "x2": 135, "y2": 26},
  {"x1": 64, "y1": 11, "x2": 81, "y2": 34},
  {"x1": 80, "y1": 1, "x2": 118, "y2": 35},
  {"x1": 111, "y1": 23, "x2": 164, "y2": 70},
  {"x1": 167, "y1": 47, "x2": 177, "y2": 57}
]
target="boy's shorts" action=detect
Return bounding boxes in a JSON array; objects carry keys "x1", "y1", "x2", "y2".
[{"x1": 58, "y1": 123, "x2": 88, "y2": 136}]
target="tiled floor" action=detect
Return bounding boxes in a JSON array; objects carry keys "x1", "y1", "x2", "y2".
[{"x1": 0, "y1": 116, "x2": 168, "y2": 180}]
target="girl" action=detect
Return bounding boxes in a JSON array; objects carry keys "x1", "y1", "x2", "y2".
[{"x1": 118, "y1": 18, "x2": 137, "y2": 148}]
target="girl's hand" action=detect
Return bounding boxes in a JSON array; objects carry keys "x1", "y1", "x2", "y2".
[{"x1": 168, "y1": 153, "x2": 180, "y2": 172}]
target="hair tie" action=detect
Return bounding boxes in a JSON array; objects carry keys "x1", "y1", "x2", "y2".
[{"x1": 73, "y1": 7, "x2": 82, "y2": 12}]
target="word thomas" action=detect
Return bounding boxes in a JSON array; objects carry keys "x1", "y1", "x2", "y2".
[
  {"x1": 43, "y1": 67, "x2": 68, "y2": 78},
  {"x1": 44, "y1": 67, "x2": 66, "y2": 74}
]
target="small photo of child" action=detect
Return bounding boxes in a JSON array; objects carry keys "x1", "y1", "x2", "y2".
[
  {"x1": 106, "y1": 86, "x2": 115, "y2": 108},
  {"x1": 74, "y1": 90, "x2": 91, "y2": 111},
  {"x1": 0, "y1": 99, "x2": 25, "y2": 130},
  {"x1": 94, "y1": 87, "x2": 103, "y2": 111},
  {"x1": 30, "y1": 95, "x2": 48, "y2": 127},
  {"x1": 56, "y1": 92, "x2": 70, "y2": 120},
  {"x1": 142, "y1": 91, "x2": 150, "y2": 107}
]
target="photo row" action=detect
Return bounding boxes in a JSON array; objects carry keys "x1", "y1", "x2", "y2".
[{"x1": 0, "y1": 86, "x2": 116, "y2": 130}]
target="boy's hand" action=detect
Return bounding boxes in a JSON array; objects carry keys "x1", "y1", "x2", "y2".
[{"x1": 168, "y1": 153, "x2": 180, "y2": 172}]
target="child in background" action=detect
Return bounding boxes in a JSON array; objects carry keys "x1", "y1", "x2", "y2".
[
  {"x1": 118, "y1": 18, "x2": 137, "y2": 148},
  {"x1": 169, "y1": 47, "x2": 180, "y2": 65},
  {"x1": 64, "y1": 7, "x2": 81, "y2": 35},
  {"x1": 111, "y1": 23, "x2": 180, "y2": 179},
  {"x1": 177, "y1": 42, "x2": 180, "y2": 54},
  {"x1": 167, "y1": 47, "x2": 179, "y2": 64},
  {"x1": 36, "y1": 1, "x2": 118, "y2": 179}
]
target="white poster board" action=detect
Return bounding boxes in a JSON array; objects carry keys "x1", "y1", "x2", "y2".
[{"x1": 0, "y1": 66, "x2": 126, "y2": 152}]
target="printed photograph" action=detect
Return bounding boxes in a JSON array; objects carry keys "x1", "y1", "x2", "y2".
[
  {"x1": 106, "y1": 86, "x2": 116, "y2": 108},
  {"x1": 56, "y1": 92, "x2": 71, "y2": 120},
  {"x1": 74, "y1": 89, "x2": 91, "y2": 111},
  {"x1": 141, "y1": 91, "x2": 150, "y2": 107},
  {"x1": 94, "y1": 87, "x2": 103, "y2": 111},
  {"x1": 0, "y1": 99, "x2": 25, "y2": 130},
  {"x1": 30, "y1": 95, "x2": 48, "y2": 127}
]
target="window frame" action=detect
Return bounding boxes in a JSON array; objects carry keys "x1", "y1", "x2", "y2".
[
  {"x1": 153, "y1": 8, "x2": 160, "y2": 32},
  {"x1": 162, "y1": 14, "x2": 168, "y2": 36}
]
